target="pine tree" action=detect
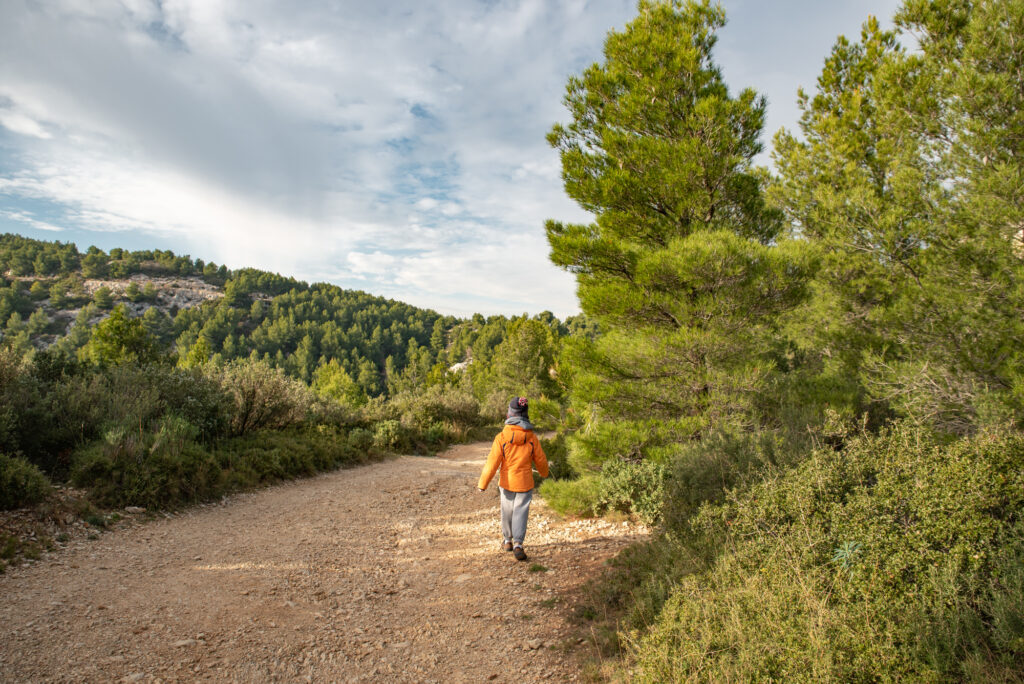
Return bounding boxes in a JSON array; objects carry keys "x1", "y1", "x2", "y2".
[
  {"x1": 312, "y1": 358, "x2": 366, "y2": 407},
  {"x1": 547, "y1": 0, "x2": 814, "y2": 470},
  {"x1": 92, "y1": 286, "x2": 114, "y2": 309},
  {"x1": 772, "y1": 1, "x2": 1024, "y2": 434},
  {"x1": 80, "y1": 306, "x2": 164, "y2": 366}
]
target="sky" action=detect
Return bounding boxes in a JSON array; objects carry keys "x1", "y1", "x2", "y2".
[{"x1": 0, "y1": 0, "x2": 902, "y2": 319}]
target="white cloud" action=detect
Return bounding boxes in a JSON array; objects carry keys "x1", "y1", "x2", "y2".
[
  {"x1": 347, "y1": 250, "x2": 397, "y2": 276},
  {"x1": 0, "y1": 0, "x2": 906, "y2": 317},
  {"x1": 0, "y1": 210, "x2": 63, "y2": 232},
  {"x1": 0, "y1": 110, "x2": 51, "y2": 139}
]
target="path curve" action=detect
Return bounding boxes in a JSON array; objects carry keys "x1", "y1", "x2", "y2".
[{"x1": 0, "y1": 441, "x2": 646, "y2": 683}]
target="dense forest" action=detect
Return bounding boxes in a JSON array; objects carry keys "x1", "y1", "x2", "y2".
[
  {"x1": 536, "y1": 0, "x2": 1024, "y2": 681},
  {"x1": 2, "y1": 0, "x2": 1022, "y2": 680}
]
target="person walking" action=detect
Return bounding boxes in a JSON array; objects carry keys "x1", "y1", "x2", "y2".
[{"x1": 478, "y1": 396, "x2": 548, "y2": 561}]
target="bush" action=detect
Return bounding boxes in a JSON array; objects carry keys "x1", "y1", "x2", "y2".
[
  {"x1": 215, "y1": 359, "x2": 316, "y2": 435},
  {"x1": 661, "y1": 430, "x2": 796, "y2": 533},
  {"x1": 387, "y1": 384, "x2": 483, "y2": 434},
  {"x1": 598, "y1": 458, "x2": 666, "y2": 525},
  {"x1": 150, "y1": 367, "x2": 231, "y2": 441},
  {"x1": 0, "y1": 452, "x2": 51, "y2": 509},
  {"x1": 566, "y1": 417, "x2": 699, "y2": 475},
  {"x1": 72, "y1": 424, "x2": 375, "y2": 509},
  {"x1": 372, "y1": 419, "x2": 408, "y2": 452},
  {"x1": 539, "y1": 475, "x2": 602, "y2": 517},
  {"x1": 0, "y1": 349, "x2": 45, "y2": 463},
  {"x1": 625, "y1": 425, "x2": 1024, "y2": 682},
  {"x1": 71, "y1": 422, "x2": 220, "y2": 509},
  {"x1": 423, "y1": 421, "x2": 448, "y2": 446},
  {"x1": 539, "y1": 456, "x2": 666, "y2": 525},
  {"x1": 347, "y1": 427, "x2": 374, "y2": 453},
  {"x1": 528, "y1": 396, "x2": 562, "y2": 431},
  {"x1": 540, "y1": 434, "x2": 573, "y2": 480}
]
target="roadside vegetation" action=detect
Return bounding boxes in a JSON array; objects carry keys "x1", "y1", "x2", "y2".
[{"x1": 539, "y1": 0, "x2": 1024, "y2": 680}]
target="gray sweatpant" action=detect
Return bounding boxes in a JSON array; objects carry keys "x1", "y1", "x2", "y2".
[{"x1": 499, "y1": 487, "x2": 534, "y2": 546}]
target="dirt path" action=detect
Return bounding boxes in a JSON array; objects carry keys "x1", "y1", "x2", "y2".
[{"x1": 0, "y1": 442, "x2": 646, "y2": 683}]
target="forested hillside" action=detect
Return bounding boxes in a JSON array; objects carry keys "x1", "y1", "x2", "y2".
[
  {"x1": 540, "y1": 0, "x2": 1024, "y2": 681},
  {"x1": 0, "y1": 233, "x2": 592, "y2": 406},
  {"x1": 0, "y1": 233, "x2": 588, "y2": 533}
]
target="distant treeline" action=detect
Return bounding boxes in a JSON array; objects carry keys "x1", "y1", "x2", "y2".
[{"x1": 0, "y1": 233, "x2": 596, "y2": 408}]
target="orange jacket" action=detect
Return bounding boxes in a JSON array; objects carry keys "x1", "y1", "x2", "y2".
[{"x1": 478, "y1": 424, "x2": 548, "y2": 492}]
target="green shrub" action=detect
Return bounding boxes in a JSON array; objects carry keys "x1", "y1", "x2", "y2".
[
  {"x1": 71, "y1": 425, "x2": 220, "y2": 509},
  {"x1": 0, "y1": 349, "x2": 45, "y2": 462},
  {"x1": 386, "y1": 384, "x2": 483, "y2": 434},
  {"x1": 31, "y1": 364, "x2": 232, "y2": 478},
  {"x1": 214, "y1": 359, "x2": 315, "y2": 435},
  {"x1": 149, "y1": 367, "x2": 231, "y2": 440},
  {"x1": 0, "y1": 452, "x2": 51, "y2": 509},
  {"x1": 540, "y1": 434, "x2": 573, "y2": 480},
  {"x1": 661, "y1": 430, "x2": 795, "y2": 534},
  {"x1": 50, "y1": 365, "x2": 163, "y2": 449},
  {"x1": 598, "y1": 458, "x2": 666, "y2": 525},
  {"x1": 528, "y1": 396, "x2": 562, "y2": 430},
  {"x1": 72, "y1": 424, "x2": 374, "y2": 509},
  {"x1": 539, "y1": 433, "x2": 666, "y2": 523},
  {"x1": 625, "y1": 425, "x2": 1024, "y2": 682},
  {"x1": 372, "y1": 419, "x2": 408, "y2": 451},
  {"x1": 566, "y1": 417, "x2": 699, "y2": 475},
  {"x1": 423, "y1": 421, "x2": 448, "y2": 446},
  {"x1": 346, "y1": 427, "x2": 372, "y2": 452},
  {"x1": 539, "y1": 475, "x2": 602, "y2": 517},
  {"x1": 574, "y1": 537, "x2": 701, "y2": 652}
]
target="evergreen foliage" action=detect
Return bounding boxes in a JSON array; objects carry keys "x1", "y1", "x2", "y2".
[
  {"x1": 544, "y1": 0, "x2": 814, "y2": 508},
  {"x1": 772, "y1": 3, "x2": 1024, "y2": 436},
  {"x1": 545, "y1": 0, "x2": 1024, "y2": 680}
]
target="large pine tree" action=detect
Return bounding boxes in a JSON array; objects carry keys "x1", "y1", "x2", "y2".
[
  {"x1": 773, "y1": 0, "x2": 1024, "y2": 435},
  {"x1": 547, "y1": 0, "x2": 814, "y2": 472}
]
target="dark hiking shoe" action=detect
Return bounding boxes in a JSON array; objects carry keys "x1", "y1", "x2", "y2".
[
  {"x1": 502, "y1": 541, "x2": 513, "y2": 552},
  {"x1": 513, "y1": 546, "x2": 527, "y2": 561}
]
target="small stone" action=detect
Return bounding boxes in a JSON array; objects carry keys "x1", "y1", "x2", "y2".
[
  {"x1": 122, "y1": 674, "x2": 145, "y2": 683},
  {"x1": 527, "y1": 638, "x2": 543, "y2": 650},
  {"x1": 173, "y1": 639, "x2": 197, "y2": 648}
]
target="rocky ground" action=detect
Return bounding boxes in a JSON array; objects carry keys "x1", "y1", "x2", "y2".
[{"x1": 0, "y1": 442, "x2": 647, "y2": 683}]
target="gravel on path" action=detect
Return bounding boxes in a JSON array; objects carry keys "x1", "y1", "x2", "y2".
[{"x1": 0, "y1": 441, "x2": 646, "y2": 683}]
